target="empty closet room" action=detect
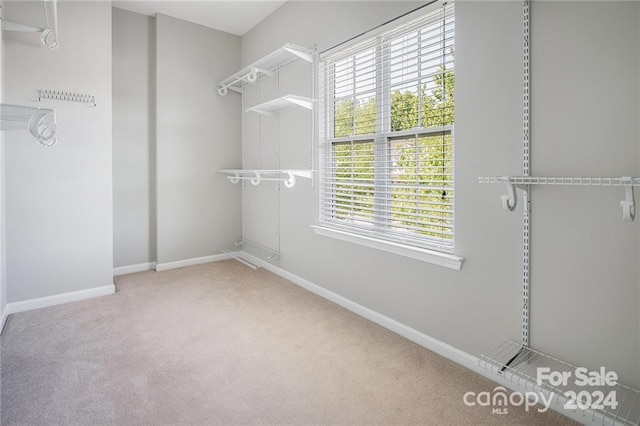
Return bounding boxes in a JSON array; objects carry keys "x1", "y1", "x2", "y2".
[{"x1": 1, "y1": 0, "x2": 639, "y2": 425}]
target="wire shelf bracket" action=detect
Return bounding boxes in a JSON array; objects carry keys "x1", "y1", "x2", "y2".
[{"x1": 479, "y1": 176, "x2": 639, "y2": 221}]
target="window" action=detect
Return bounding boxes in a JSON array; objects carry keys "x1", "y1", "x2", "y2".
[{"x1": 316, "y1": 2, "x2": 458, "y2": 264}]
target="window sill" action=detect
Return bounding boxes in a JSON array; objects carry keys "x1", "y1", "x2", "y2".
[{"x1": 311, "y1": 225, "x2": 464, "y2": 271}]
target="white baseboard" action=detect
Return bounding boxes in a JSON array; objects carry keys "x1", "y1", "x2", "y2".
[
  {"x1": 155, "y1": 253, "x2": 230, "y2": 272},
  {"x1": 114, "y1": 262, "x2": 157, "y2": 276},
  {"x1": 4, "y1": 284, "x2": 115, "y2": 317},
  {"x1": 238, "y1": 251, "x2": 478, "y2": 369}
]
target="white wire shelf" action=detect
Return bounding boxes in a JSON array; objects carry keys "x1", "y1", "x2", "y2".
[
  {"x1": 0, "y1": 103, "x2": 57, "y2": 147},
  {"x1": 217, "y1": 43, "x2": 315, "y2": 96},
  {"x1": 479, "y1": 176, "x2": 639, "y2": 221},
  {"x1": 219, "y1": 169, "x2": 314, "y2": 188},
  {"x1": 3, "y1": 0, "x2": 59, "y2": 49},
  {"x1": 479, "y1": 176, "x2": 640, "y2": 186},
  {"x1": 479, "y1": 340, "x2": 640, "y2": 426},
  {"x1": 220, "y1": 247, "x2": 260, "y2": 270},
  {"x1": 245, "y1": 95, "x2": 316, "y2": 116},
  {"x1": 220, "y1": 239, "x2": 280, "y2": 269}
]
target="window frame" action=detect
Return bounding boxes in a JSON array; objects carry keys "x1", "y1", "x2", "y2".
[{"x1": 313, "y1": 1, "x2": 464, "y2": 270}]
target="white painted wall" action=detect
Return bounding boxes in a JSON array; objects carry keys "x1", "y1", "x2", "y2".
[
  {"x1": 155, "y1": 14, "x2": 242, "y2": 265},
  {"x1": 112, "y1": 8, "x2": 156, "y2": 268},
  {"x1": 242, "y1": 0, "x2": 640, "y2": 388},
  {"x1": 3, "y1": 1, "x2": 113, "y2": 301}
]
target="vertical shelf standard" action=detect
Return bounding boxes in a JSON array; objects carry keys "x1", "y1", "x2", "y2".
[{"x1": 216, "y1": 43, "x2": 317, "y2": 267}]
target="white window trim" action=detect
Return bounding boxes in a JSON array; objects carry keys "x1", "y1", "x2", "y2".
[
  {"x1": 315, "y1": 1, "x2": 462, "y2": 270},
  {"x1": 311, "y1": 225, "x2": 464, "y2": 270}
]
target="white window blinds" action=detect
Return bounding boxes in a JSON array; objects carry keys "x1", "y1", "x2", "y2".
[{"x1": 319, "y1": 1, "x2": 455, "y2": 253}]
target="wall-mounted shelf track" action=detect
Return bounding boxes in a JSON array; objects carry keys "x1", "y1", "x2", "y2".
[
  {"x1": 479, "y1": 340, "x2": 640, "y2": 426},
  {"x1": 245, "y1": 95, "x2": 316, "y2": 116},
  {"x1": 219, "y1": 169, "x2": 314, "y2": 188},
  {"x1": 479, "y1": 176, "x2": 640, "y2": 187},
  {"x1": 217, "y1": 43, "x2": 315, "y2": 96},
  {"x1": 478, "y1": 2, "x2": 640, "y2": 424},
  {"x1": 479, "y1": 175, "x2": 638, "y2": 221},
  {"x1": 218, "y1": 42, "x2": 316, "y2": 269},
  {"x1": 0, "y1": 103, "x2": 57, "y2": 147},
  {"x1": 2, "y1": 0, "x2": 59, "y2": 48}
]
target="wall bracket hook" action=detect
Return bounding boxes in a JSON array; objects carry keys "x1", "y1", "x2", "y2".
[
  {"x1": 501, "y1": 183, "x2": 518, "y2": 212},
  {"x1": 228, "y1": 173, "x2": 240, "y2": 184},
  {"x1": 251, "y1": 172, "x2": 261, "y2": 186},
  {"x1": 283, "y1": 171, "x2": 296, "y2": 188},
  {"x1": 621, "y1": 177, "x2": 635, "y2": 222}
]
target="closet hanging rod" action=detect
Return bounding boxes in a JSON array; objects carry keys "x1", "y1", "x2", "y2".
[
  {"x1": 479, "y1": 176, "x2": 638, "y2": 221},
  {"x1": 219, "y1": 169, "x2": 314, "y2": 189}
]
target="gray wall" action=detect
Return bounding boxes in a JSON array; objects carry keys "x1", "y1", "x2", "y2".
[
  {"x1": 113, "y1": 10, "x2": 242, "y2": 269},
  {"x1": 112, "y1": 8, "x2": 156, "y2": 268},
  {"x1": 526, "y1": 0, "x2": 639, "y2": 384},
  {"x1": 4, "y1": 1, "x2": 113, "y2": 301},
  {"x1": 241, "y1": 1, "x2": 640, "y2": 388},
  {"x1": 155, "y1": 14, "x2": 241, "y2": 265},
  {"x1": 4, "y1": 0, "x2": 637, "y2": 391}
]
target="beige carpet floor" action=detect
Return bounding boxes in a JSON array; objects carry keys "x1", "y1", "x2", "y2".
[{"x1": 1, "y1": 260, "x2": 574, "y2": 425}]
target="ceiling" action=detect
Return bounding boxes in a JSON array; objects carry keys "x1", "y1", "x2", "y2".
[{"x1": 112, "y1": 1, "x2": 288, "y2": 36}]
